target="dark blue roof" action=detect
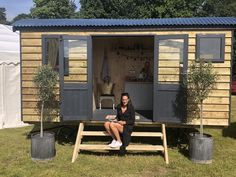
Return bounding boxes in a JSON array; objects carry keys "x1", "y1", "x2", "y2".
[{"x1": 13, "y1": 17, "x2": 236, "y2": 30}]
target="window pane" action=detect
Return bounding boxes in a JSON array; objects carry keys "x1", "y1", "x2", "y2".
[
  {"x1": 159, "y1": 39, "x2": 184, "y2": 63},
  {"x1": 158, "y1": 39, "x2": 184, "y2": 84},
  {"x1": 45, "y1": 38, "x2": 59, "y2": 71},
  {"x1": 64, "y1": 39, "x2": 87, "y2": 83},
  {"x1": 199, "y1": 38, "x2": 221, "y2": 60}
]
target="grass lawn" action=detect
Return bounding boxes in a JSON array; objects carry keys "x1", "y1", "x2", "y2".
[{"x1": 0, "y1": 96, "x2": 236, "y2": 177}]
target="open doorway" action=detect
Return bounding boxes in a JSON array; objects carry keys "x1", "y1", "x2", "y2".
[{"x1": 92, "y1": 36, "x2": 154, "y2": 122}]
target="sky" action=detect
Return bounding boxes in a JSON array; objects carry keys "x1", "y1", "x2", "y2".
[{"x1": 0, "y1": 0, "x2": 80, "y2": 21}]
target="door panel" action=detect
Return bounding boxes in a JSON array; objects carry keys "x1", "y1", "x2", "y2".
[
  {"x1": 63, "y1": 84, "x2": 88, "y2": 120},
  {"x1": 59, "y1": 36, "x2": 92, "y2": 121},
  {"x1": 153, "y1": 35, "x2": 188, "y2": 123}
]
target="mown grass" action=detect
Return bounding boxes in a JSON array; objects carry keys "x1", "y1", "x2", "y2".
[{"x1": 0, "y1": 96, "x2": 236, "y2": 177}]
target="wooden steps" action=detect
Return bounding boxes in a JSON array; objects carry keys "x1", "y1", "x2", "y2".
[{"x1": 72, "y1": 123, "x2": 169, "y2": 164}]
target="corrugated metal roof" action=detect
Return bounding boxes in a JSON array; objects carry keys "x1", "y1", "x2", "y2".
[{"x1": 13, "y1": 17, "x2": 236, "y2": 30}]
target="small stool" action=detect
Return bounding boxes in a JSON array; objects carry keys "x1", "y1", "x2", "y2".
[{"x1": 99, "y1": 95, "x2": 115, "y2": 110}]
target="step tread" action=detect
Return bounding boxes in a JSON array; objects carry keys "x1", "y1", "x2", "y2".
[
  {"x1": 82, "y1": 131, "x2": 163, "y2": 137},
  {"x1": 79, "y1": 144, "x2": 164, "y2": 151}
]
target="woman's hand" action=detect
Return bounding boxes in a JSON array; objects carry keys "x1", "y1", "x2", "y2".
[
  {"x1": 118, "y1": 121, "x2": 126, "y2": 125},
  {"x1": 105, "y1": 115, "x2": 116, "y2": 119},
  {"x1": 105, "y1": 115, "x2": 111, "y2": 119}
]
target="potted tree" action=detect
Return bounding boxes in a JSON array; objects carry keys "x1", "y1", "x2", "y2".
[
  {"x1": 187, "y1": 58, "x2": 218, "y2": 164},
  {"x1": 31, "y1": 65, "x2": 59, "y2": 161}
]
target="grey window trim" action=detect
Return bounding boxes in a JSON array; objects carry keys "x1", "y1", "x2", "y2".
[
  {"x1": 59, "y1": 38, "x2": 64, "y2": 119},
  {"x1": 196, "y1": 34, "x2": 225, "y2": 63},
  {"x1": 87, "y1": 36, "x2": 93, "y2": 119}
]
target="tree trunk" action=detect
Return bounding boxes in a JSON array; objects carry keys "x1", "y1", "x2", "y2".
[
  {"x1": 200, "y1": 100, "x2": 203, "y2": 137},
  {"x1": 40, "y1": 101, "x2": 44, "y2": 138}
]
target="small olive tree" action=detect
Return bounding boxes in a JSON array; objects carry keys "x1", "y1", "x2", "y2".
[
  {"x1": 33, "y1": 65, "x2": 59, "y2": 138},
  {"x1": 187, "y1": 58, "x2": 218, "y2": 136}
]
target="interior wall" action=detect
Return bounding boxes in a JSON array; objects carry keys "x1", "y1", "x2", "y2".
[{"x1": 93, "y1": 36, "x2": 154, "y2": 107}]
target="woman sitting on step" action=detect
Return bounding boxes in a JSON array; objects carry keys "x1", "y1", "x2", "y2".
[{"x1": 104, "y1": 92, "x2": 135, "y2": 148}]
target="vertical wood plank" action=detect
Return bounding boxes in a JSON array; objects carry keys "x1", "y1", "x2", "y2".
[
  {"x1": 72, "y1": 123, "x2": 85, "y2": 163},
  {"x1": 162, "y1": 124, "x2": 169, "y2": 164}
]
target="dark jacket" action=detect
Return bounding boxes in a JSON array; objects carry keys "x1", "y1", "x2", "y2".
[{"x1": 116, "y1": 103, "x2": 135, "y2": 147}]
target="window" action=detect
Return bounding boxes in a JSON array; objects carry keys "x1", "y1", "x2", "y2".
[
  {"x1": 63, "y1": 38, "x2": 87, "y2": 77},
  {"x1": 157, "y1": 37, "x2": 187, "y2": 84},
  {"x1": 44, "y1": 37, "x2": 60, "y2": 71},
  {"x1": 196, "y1": 34, "x2": 225, "y2": 63}
]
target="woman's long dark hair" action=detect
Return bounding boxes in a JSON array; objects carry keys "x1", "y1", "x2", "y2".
[{"x1": 120, "y1": 92, "x2": 133, "y2": 108}]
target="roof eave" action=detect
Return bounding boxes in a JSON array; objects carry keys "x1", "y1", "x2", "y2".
[{"x1": 13, "y1": 24, "x2": 236, "y2": 32}]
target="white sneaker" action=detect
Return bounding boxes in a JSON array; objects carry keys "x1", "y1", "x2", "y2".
[
  {"x1": 110, "y1": 141, "x2": 122, "y2": 148},
  {"x1": 108, "y1": 139, "x2": 117, "y2": 147}
]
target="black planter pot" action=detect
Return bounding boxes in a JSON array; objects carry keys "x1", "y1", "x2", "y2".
[
  {"x1": 189, "y1": 133, "x2": 213, "y2": 164},
  {"x1": 31, "y1": 132, "x2": 55, "y2": 161}
]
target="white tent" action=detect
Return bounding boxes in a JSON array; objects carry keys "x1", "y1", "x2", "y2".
[{"x1": 0, "y1": 24, "x2": 26, "y2": 128}]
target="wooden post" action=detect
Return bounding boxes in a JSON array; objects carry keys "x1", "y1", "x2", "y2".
[
  {"x1": 72, "y1": 122, "x2": 84, "y2": 163},
  {"x1": 162, "y1": 124, "x2": 169, "y2": 164}
]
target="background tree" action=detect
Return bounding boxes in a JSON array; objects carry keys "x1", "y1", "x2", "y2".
[
  {"x1": 31, "y1": 0, "x2": 77, "y2": 18},
  {"x1": 78, "y1": 0, "x2": 205, "y2": 19},
  {"x1": 74, "y1": 0, "x2": 105, "y2": 18},
  {"x1": 11, "y1": 13, "x2": 31, "y2": 24},
  {"x1": 28, "y1": 0, "x2": 236, "y2": 19},
  {"x1": 78, "y1": 0, "x2": 236, "y2": 80},
  {"x1": 0, "y1": 7, "x2": 7, "y2": 24},
  {"x1": 146, "y1": 0, "x2": 204, "y2": 18},
  {"x1": 196, "y1": 0, "x2": 236, "y2": 75},
  {"x1": 198, "y1": 0, "x2": 236, "y2": 17}
]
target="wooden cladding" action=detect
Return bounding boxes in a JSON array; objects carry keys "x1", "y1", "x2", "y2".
[
  {"x1": 20, "y1": 31, "x2": 233, "y2": 39},
  {"x1": 20, "y1": 30, "x2": 232, "y2": 125},
  {"x1": 22, "y1": 47, "x2": 42, "y2": 54},
  {"x1": 21, "y1": 39, "x2": 42, "y2": 46}
]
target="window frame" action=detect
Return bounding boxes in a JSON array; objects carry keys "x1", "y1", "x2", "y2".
[
  {"x1": 42, "y1": 35, "x2": 69, "y2": 75},
  {"x1": 196, "y1": 34, "x2": 225, "y2": 63},
  {"x1": 42, "y1": 35, "x2": 60, "y2": 65}
]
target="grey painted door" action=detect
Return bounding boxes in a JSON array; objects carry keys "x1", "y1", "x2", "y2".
[
  {"x1": 153, "y1": 35, "x2": 188, "y2": 123},
  {"x1": 59, "y1": 36, "x2": 92, "y2": 121}
]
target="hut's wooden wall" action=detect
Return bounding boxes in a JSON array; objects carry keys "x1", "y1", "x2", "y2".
[
  {"x1": 186, "y1": 31, "x2": 231, "y2": 126},
  {"x1": 20, "y1": 30, "x2": 232, "y2": 126},
  {"x1": 22, "y1": 33, "x2": 58, "y2": 122}
]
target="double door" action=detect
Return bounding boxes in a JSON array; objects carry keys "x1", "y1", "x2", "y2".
[{"x1": 55, "y1": 34, "x2": 188, "y2": 123}]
